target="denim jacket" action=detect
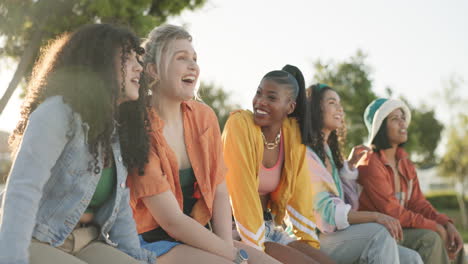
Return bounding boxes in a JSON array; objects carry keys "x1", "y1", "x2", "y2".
[{"x1": 0, "y1": 96, "x2": 156, "y2": 264}]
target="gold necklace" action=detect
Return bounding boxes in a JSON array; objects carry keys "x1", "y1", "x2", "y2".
[{"x1": 261, "y1": 129, "x2": 281, "y2": 150}]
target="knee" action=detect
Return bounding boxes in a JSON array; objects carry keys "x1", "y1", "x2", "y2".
[
  {"x1": 418, "y1": 229, "x2": 443, "y2": 249},
  {"x1": 368, "y1": 223, "x2": 393, "y2": 241},
  {"x1": 401, "y1": 248, "x2": 424, "y2": 264}
]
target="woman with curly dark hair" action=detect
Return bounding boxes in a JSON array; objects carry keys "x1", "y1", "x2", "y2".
[
  {"x1": 306, "y1": 84, "x2": 422, "y2": 263},
  {"x1": 0, "y1": 24, "x2": 155, "y2": 264}
]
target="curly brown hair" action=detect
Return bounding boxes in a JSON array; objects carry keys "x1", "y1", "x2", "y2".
[{"x1": 9, "y1": 24, "x2": 150, "y2": 174}]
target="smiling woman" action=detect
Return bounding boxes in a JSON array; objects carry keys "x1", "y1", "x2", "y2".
[
  {"x1": 358, "y1": 98, "x2": 465, "y2": 264},
  {"x1": 0, "y1": 23, "x2": 154, "y2": 264},
  {"x1": 222, "y1": 65, "x2": 335, "y2": 264},
  {"x1": 126, "y1": 24, "x2": 280, "y2": 264}
]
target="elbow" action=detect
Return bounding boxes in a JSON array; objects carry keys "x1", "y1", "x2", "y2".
[{"x1": 157, "y1": 213, "x2": 186, "y2": 240}]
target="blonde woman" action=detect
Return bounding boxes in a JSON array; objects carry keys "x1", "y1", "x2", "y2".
[{"x1": 126, "y1": 24, "x2": 279, "y2": 264}]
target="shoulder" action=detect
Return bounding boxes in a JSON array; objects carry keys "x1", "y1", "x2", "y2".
[
  {"x1": 224, "y1": 109, "x2": 255, "y2": 130},
  {"x1": 30, "y1": 96, "x2": 73, "y2": 125},
  {"x1": 358, "y1": 151, "x2": 387, "y2": 179},
  {"x1": 185, "y1": 100, "x2": 219, "y2": 125},
  {"x1": 358, "y1": 151, "x2": 382, "y2": 166},
  {"x1": 186, "y1": 100, "x2": 214, "y2": 114},
  {"x1": 306, "y1": 146, "x2": 321, "y2": 162},
  {"x1": 284, "y1": 117, "x2": 301, "y2": 136}
]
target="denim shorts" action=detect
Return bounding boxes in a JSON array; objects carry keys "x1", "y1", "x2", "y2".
[
  {"x1": 264, "y1": 220, "x2": 296, "y2": 245},
  {"x1": 138, "y1": 235, "x2": 182, "y2": 257}
]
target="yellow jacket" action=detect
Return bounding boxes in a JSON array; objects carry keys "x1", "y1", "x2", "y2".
[{"x1": 222, "y1": 110, "x2": 319, "y2": 251}]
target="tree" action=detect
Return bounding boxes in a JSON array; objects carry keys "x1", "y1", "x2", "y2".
[
  {"x1": 438, "y1": 114, "x2": 468, "y2": 230},
  {"x1": 438, "y1": 74, "x2": 468, "y2": 230},
  {"x1": 198, "y1": 82, "x2": 240, "y2": 131},
  {"x1": 313, "y1": 50, "x2": 377, "y2": 152},
  {"x1": 400, "y1": 100, "x2": 444, "y2": 167},
  {"x1": 313, "y1": 51, "x2": 443, "y2": 164},
  {"x1": 0, "y1": 0, "x2": 206, "y2": 114}
]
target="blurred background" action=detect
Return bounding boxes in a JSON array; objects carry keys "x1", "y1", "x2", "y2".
[{"x1": 0, "y1": 0, "x2": 467, "y2": 242}]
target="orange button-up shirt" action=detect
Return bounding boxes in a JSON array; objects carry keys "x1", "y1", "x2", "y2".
[
  {"x1": 127, "y1": 100, "x2": 227, "y2": 234},
  {"x1": 357, "y1": 148, "x2": 451, "y2": 232}
]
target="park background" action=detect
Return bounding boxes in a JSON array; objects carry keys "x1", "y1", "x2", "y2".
[{"x1": 0, "y1": 0, "x2": 467, "y2": 244}]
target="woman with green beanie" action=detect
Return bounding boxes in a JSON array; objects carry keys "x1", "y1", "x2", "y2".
[
  {"x1": 357, "y1": 98, "x2": 464, "y2": 264},
  {"x1": 306, "y1": 85, "x2": 422, "y2": 263}
]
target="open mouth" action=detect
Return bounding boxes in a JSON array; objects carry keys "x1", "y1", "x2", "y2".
[
  {"x1": 255, "y1": 109, "x2": 268, "y2": 115},
  {"x1": 182, "y1": 75, "x2": 196, "y2": 84},
  {"x1": 131, "y1": 77, "x2": 140, "y2": 86}
]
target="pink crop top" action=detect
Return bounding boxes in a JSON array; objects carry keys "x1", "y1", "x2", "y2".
[{"x1": 258, "y1": 135, "x2": 284, "y2": 195}]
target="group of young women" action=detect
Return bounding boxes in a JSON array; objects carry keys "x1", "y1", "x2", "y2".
[{"x1": 0, "y1": 23, "x2": 464, "y2": 264}]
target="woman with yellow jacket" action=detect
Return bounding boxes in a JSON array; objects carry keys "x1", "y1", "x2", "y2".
[{"x1": 222, "y1": 65, "x2": 335, "y2": 264}]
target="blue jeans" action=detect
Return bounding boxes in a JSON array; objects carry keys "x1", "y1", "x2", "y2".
[
  {"x1": 319, "y1": 223, "x2": 422, "y2": 264},
  {"x1": 138, "y1": 235, "x2": 182, "y2": 257}
]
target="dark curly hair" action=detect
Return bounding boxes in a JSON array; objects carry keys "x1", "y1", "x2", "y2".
[
  {"x1": 9, "y1": 23, "x2": 150, "y2": 174},
  {"x1": 306, "y1": 84, "x2": 345, "y2": 169}
]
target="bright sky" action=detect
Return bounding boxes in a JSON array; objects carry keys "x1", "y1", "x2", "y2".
[{"x1": 1, "y1": 0, "x2": 467, "y2": 135}]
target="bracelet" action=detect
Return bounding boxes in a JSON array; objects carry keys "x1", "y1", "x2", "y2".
[{"x1": 233, "y1": 249, "x2": 249, "y2": 264}]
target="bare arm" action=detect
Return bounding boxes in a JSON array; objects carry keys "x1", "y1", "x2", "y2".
[
  {"x1": 211, "y1": 181, "x2": 234, "y2": 244},
  {"x1": 347, "y1": 211, "x2": 377, "y2": 224},
  {"x1": 142, "y1": 191, "x2": 237, "y2": 261},
  {"x1": 348, "y1": 210, "x2": 403, "y2": 241}
]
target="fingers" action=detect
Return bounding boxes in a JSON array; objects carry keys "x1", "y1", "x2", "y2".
[
  {"x1": 454, "y1": 232, "x2": 463, "y2": 253},
  {"x1": 446, "y1": 228, "x2": 455, "y2": 249},
  {"x1": 383, "y1": 223, "x2": 397, "y2": 239},
  {"x1": 393, "y1": 221, "x2": 402, "y2": 241},
  {"x1": 384, "y1": 221, "x2": 400, "y2": 241},
  {"x1": 354, "y1": 145, "x2": 371, "y2": 154}
]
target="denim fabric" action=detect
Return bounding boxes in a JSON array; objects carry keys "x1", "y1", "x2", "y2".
[
  {"x1": 264, "y1": 220, "x2": 296, "y2": 245},
  {"x1": 319, "y1": 223, "x2": 422, "y2": 264},
  {"x1": 0, "y1": 96, "x2": 156, "y2": 264},
  {"x1": 138, "y1": 235, "x2": 182, "y2": 257}
]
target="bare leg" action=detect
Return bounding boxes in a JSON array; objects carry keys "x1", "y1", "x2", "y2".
[
  {"x1": 234, "y1": 241, "x2": 282, "y2": 264},
  {"x1": 30, "y1": 240, "x2": 86, "y2": 264},
  {"x1": 264, "y1": 241, "x2": 319, "y2": 264},
  {"x1": 288, "y1": 240, "x2": 336, "y2": 264},
  {"x1": 76, "y1": 242, "x2": 140, "y2": 264},
  {"x1": 156, "y1": 244, "x2": 232, "y2": 264}
]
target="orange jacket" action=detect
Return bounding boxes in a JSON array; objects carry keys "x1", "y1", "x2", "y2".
[
  {"x1": 127, "y1": 101, "x2": 226, "y2": 234},
  {"x1": 357, "y1": 148, "x2": 451, "y2": 232}
]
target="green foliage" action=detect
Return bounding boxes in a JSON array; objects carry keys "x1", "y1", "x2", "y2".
[
  {"x1": 313, "y1": 50, "x2": 378, "y2": 153},
  {"x1": 426, "y1": 192, "x2": 467, "y2": 210},
  {"x1": 198, "y1": 82, "x2": 240, "y2": 131},
  {"x1": 0, "y1": 0, "x2": 206, "y2": 81},
  {"x1": 403, "y1": 102, "x2": 444, "y2": 166},
  {"x1": 313, "y1": 51, "x2": 443, "y2": 165},
  {"x1": 439, "y1": 114, "x2": 468, "y2": 178}
]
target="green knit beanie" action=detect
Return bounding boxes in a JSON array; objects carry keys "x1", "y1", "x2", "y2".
[{"x1": 363, "y1": 98, "x2": 411, "y2": 146}]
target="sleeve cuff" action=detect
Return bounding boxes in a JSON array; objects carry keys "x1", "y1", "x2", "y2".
[
  {"x1": 335, "y1": 203, "x2": 351, "y2": 230},
  {"x1": 436, "y1": 214, "x2": 452, "y2": 226},
  {"x1": 340, "y1": 161, "x2": 359, "y2": 180}
]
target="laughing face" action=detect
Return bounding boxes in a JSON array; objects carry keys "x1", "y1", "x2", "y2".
[
  {"x1": 321, "y1": 89, "x2": 344, "y2": 132},
  {"x1": 116, "y1": 50, "x2": 143, "y2": 104},
  {"x1": 157, "y1": 38, "x2": 199, "y2": 101},
  {"x1": 386, "y1": 108, "x2": 408, "y2": 146},
  {"x1": 252, "y1": 79, "x2": 296, "y2": 128}
]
